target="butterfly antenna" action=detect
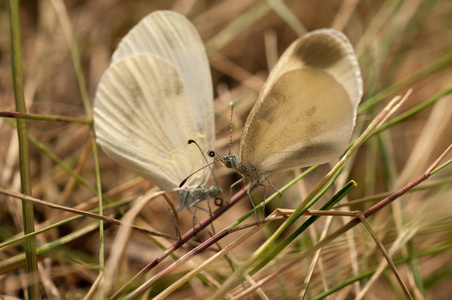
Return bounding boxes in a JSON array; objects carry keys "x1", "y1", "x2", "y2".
[
  {"x1": 187, "y1": 139, "x2": 220, "y2": 187},
  {"x1": 228, "y1": 101, "x2": 234, "y2": 155},
  {"x1": 179, "y1": 157, "x2": 224, "y2": 188},
  {"x1": 188, "y1": 139, "x2": 210, "y2": 164}
]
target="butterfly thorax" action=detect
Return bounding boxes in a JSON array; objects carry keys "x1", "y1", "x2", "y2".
[
  {"x1": 239, "y1": 164, "x2": 269, "y2": 184},
  {"x1": 176, "y1": 185, "x2": 222, "y2": 210},
  {"x1": 222, "y1": 153, "x2": 269, "y2": 184}
]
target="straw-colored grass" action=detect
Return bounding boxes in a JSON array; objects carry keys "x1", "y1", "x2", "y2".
[{"x1": 1, "y1": 0, "x2": 451, "y2": 299}]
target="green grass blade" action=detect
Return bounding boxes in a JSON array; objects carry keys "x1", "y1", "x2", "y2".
[
  {"x1": 7, "y1": 0, "x2": 40, "y2": 297},
  {"x1": 251, "y1": 180, "x2": 356, "y2": 275}
]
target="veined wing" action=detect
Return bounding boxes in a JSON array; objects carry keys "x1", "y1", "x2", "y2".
[
  {"x1": 94, "y1": 55, "x2": 210, "y2": 191},
  {"x1": 239, "y1": 29, "x2": 362, "y2": 175},
  {"x1": 111, "y1": 11, "x2": 214, "y2": 149}
]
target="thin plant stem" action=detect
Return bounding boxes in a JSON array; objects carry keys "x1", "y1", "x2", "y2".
[
  {"x1": 205, "y1": 1, "x2": 271, "y2": 56},
  {"x1": 0, "y1": 197, "x2": 137, "y2": 250},
  {"x1": 7, "y1": 0, "x2": 40, "y2": 298},
  {"x1": 0, "y1": 110, "x2": 92, "y2": 124},
  {"x1": 0, "y1": 188, "x2": 174, "y2": 239},
  {"x1": 147, "y1": 180, "x2": 352, "y2": 299},
  {"x1": 232, "y1": 143, "x2": 451, "y2": 299},
  {"x1": 250, "y1": 180, "x2": 355, "y2": 275},
  {"x1": 110, "y1": 185, "x2": 249, "y2": 299},
  {"x1": 265, "y1": 0, "x2": 306, "y2": 35},
  {"x1": 0, "y1": 223, "x2": 100, "y2": 275},
  {"x1": 128, "y1": 214, "x2": 295, "y2": 300},
  {"x1": 373, "y1": 87, "x2": 452, "y2": 136},
  {"x1": 358, "y1": 52, "x2": 452, "y2": 113},
  {"x1": 50, "y1": 0, "x2": 106, "y2": 288},
  {"x1": 312, "y1": 243, "x2": 452, "y2": 300},
  {"x1": 2, "y1": 117, "x2": 97, "y2": 194}
]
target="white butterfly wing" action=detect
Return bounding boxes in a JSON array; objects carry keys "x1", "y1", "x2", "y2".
[
  {"x1": 94, "y1": 55, "x2": 211, "y2": 192},
  {"x1": 111, "y1": 11, "x2": 214, "y2": 148},
  {"x1": 239, "y1": 29, "x2": 363, "y2": 176}
]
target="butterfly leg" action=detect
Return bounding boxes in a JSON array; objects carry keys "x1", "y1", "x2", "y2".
[
  {"x1": 268, "y1": 178, "x2": 282, "y2": 197},
  {"x1": 185, "y1": 204, "x2": 201, "y2": 239},
  {"x1": 177, "y1": 191, "x2": 189, "y2": 211},
  {"x1": 191, "y1": 199, "x2": 201, "y2": 228},
  {"x1": 187, "y1": 199, "x2": 216, "y2": 235},
  {"x1": 258, "y1": 182, "x2": 267, "y2": 217},
  {"x1": 168, "y1": 207, "x2": 181, "y2": 239},
  {"x1": 246, "y1": 181, "x2": 258, "y2": 221},
  {"x1": 229, "y1": 176, "x2": 245, "y2": 202},
  {"x1": 206, "y1": 191, "x2": 216, "y2": 234}
]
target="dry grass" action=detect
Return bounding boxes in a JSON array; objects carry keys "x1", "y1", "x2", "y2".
[{"x1": 1, "y1": 0, "x2": 452, "y2": 299}]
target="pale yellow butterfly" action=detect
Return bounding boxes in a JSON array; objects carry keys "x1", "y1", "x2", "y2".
[
  {"x1": 94, "y1": 11, "x2": 221, "y2": 213},
  {"x1": 221, "y1": 29, "x2": 363, "y2": 198}
]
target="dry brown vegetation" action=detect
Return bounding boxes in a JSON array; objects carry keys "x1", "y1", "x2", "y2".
[{"x1": 1, "y1": 0, "x2": 452, "y2": 299}]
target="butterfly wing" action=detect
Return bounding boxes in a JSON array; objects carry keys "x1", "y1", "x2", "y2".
[
  {"x1": 94, "y1": 55, "x2": 211, "y2": 192},
  {"x1": 94, "y1": 11, "x2": 214, "y2": 192},
  {"x1": 239, "y1": 29, "x2": 363, "y2": 175},
  {"x1": 111, "y1": 11, "x2": 214, "y2": 148}
]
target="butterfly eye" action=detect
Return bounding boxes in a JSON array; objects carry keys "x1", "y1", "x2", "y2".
[{"x1": 214, "y1": 197, "x2": 223, "y2": 207}]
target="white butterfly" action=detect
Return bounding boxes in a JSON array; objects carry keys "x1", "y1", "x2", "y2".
[
  {"x1": 94, "y1": 11, "x2": 221, "y2": 211},
  {"x1": 222, "y1": 29, "x2": 363, "y2": 193}
]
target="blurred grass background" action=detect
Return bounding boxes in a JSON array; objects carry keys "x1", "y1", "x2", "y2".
[{"x1": 1, "y1": 0, "x2": 452, "y2": 299}]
